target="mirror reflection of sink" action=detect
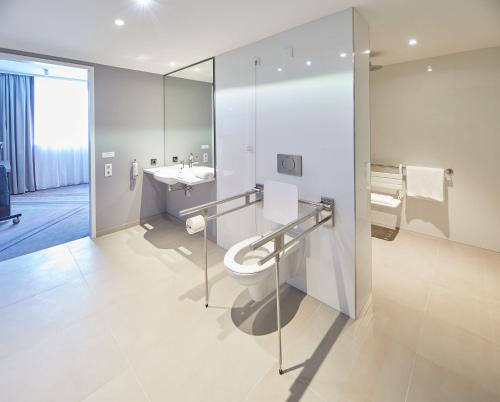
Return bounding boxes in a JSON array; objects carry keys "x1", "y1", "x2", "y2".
[{"x1": 144, "y1": 165, "x2": 215, "y2": 186}]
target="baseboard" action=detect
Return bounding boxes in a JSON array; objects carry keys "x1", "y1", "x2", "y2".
[
  {"x1": 96, "y1": 213, "x2": 166, "y2": 237},
  {"x1": 96, "y1": 212, "x2": 218, "y2": 243}
]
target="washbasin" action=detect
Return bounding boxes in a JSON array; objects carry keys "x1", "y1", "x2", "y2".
[{"x1": 144, "y1": 165, "x2": 215, "y2": 186}]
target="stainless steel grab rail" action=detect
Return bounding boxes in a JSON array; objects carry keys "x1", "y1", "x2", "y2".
[
  {"x1": 249, "y1": 197, "x2": 334, "y2": 375},
  {"x1": 179, "y1": 188, "x2": 262, "y2": 217},
  {"x1": 372, "y1": 163, "x2": 454, "y2": 176},
  {"x1": 179, "y1": 187, "x2": 335, "y2": 376}
]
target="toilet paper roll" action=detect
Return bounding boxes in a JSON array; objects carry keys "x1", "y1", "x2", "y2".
[{"x1": 186, "y1": 215, "x2": 206, "y2": 234}]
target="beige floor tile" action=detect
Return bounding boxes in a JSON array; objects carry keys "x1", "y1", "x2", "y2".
[
  {"x1": 425, "y1": 284, "x2": 492, "y2": 341},
  {"x1": 489, "y1": 299, "x2": 500, "y2": 348},
  {"x1": 373, "y1": 263, "x2": 431, "y2": 312},
  {"x1": 483, "y1": 257, "x2": 500, "y2": 302},
  {"x1": 243, "y1": 365, "x2": 325, "y2": 402},
  {"x1": 131, "y1": 319, "x2": 276, "y2": 402},
  {"x1": 0, "y1": 219, "x2": 498, "y2": 402},
  {"x1": 0, "y1": 278, "x2": 99, "y2": 360},
  {"x1": 0, "y1": 314, "x2": 127, "y2": 402},
  {"x1": 373, "y1": 230, "x2": 439, "y2": 283},
  {"x1": 102, "y1": 281, "x2": 202, "y2": 364},
  {"x1": 417, "y1": 316, "x2": 500, "y2": 397},
  {"x1": 80, "y1": 369, "x2": 149, "y2": 402},
  {"x1": 365, "y1": 293, "x2": 424, "y2": 351},
  {"x1": 0, "y1": 244, "x2": 81, "y2": 308},
  {"x1": 266, "y1": 302, "x2": 414, "y2": 402},
  {"x1": 434, "y1": 240, "x2": 487, "y2": 299},
  {"x1": 407, "y1": 355, "x2": 499, "y2": 402}
]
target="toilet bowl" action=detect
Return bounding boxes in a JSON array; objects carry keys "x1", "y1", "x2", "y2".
[{"x1": 224, "y1": 233, "x2": 302, "y2": 301}]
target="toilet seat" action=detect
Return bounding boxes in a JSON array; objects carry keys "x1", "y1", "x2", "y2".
[{"x1": 224, "y1": 234, "x2": 292, "y2": 276}]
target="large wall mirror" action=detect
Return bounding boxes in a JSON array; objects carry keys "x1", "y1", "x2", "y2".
[{"x1": 164, "y1": 58, "x2": 215, "y2": 171}]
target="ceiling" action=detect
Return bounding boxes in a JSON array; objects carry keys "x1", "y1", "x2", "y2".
[{"x1": 1, "y1": 0, "x2": 499, "y2": 75}]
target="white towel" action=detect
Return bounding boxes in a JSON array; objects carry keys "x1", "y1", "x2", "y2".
[
  {"x1": 371, "y1": 193, "x2": 395, "y2": 205},
  {"x1": 406, "y1": 166, "x2": 445, "y2": 202}
]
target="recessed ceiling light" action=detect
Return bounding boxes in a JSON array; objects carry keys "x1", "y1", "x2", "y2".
[
  {"x1": 194, "y1": 67, "x2": 201, "y2": 71},
  {"x1": 277, "y1": 67, "x2": 283, "y2": 72},
  {"x1": 137, "y1": 0, "x2": 152, "y2": 5},
  {"x1": 340, "y1": 52, "x2": 347, "y2": 58},
  {"x1": 363, "y1": 49, "x2": 371, "y2": 55},
  {"x1": 169, "y1": 62, "x2": 176, "y2": 67},
  {"x1": 427, "y1": 65, "x2": 433, "y2": 72},
  {"x1": 305, "y1": 60, "x2": 312, "y2": 66},
  {"x1": 114, "y1": 19, "x2": 125, "y2": 27},
  {"x1": 408, "y1": 38, "x2": 417, "y2": 46}
]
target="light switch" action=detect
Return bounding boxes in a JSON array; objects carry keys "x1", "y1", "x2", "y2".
[
  {"x1": 102, "y1": 151, "x2": 115, "y2": 159},
  {"x1": 104, "y1": 163, "x2": 112, "y2": 177}
]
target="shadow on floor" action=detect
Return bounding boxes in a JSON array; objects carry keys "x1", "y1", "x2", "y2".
[
  {"x1": 231, "y1": 284, "x2": 306, "y2": 336},
  {"x1": 285, "y1": 312, "x2": 349, "y2": 402}
]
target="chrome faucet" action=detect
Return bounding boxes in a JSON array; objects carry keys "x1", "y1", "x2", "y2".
[{"x1": 188, "y1": 153, "x2": 194, "y2": 168}]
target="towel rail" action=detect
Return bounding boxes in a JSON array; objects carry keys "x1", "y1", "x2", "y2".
[{"x1": 372, "y1": 163, "x2": 453, "y2": 176}]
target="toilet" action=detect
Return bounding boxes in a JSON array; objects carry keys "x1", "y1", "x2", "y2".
[
  {"x1": 224, "y1": 180, "x2": 303, "y2": 301},
  {"x1": 224, "y1": 233, "x2": 303, "y2": 301}
]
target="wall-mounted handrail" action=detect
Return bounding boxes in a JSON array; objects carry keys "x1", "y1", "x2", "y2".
[
  {"x1": 250, "y1": 201, "x2": 334, "y2": 251},
  {"x1": 248, "y1": 197, "x2": 334, "y2": 375},
  {"x1": 179, "y1": 188, "x2": 262, "y2": 217},
  {"x1": 180, "y1": 186, "x2": 335, "y2": 376},
  {"x1": 256, "y1": 212, "x2": 332, "y2": 266},
  {"x1": 372, "y1": 163, "x2": 453, "y2": 176}
]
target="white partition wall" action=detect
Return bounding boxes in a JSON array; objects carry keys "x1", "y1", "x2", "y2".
[{"x1": 215, "y1": 8, "x2": 371, "y2": 319}]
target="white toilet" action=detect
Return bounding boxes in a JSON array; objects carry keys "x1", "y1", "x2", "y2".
[
  {"x1": 224, "y1": 233, "x2": 303, "y2": 301},
  {"x1": 224, "y1": 180, "x2": 303, "y2": 301}
]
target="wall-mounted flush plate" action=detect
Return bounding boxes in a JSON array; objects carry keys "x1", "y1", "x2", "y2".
[
  {"x1": 150, "y1": 158, "x2": 157, "y2": 167},
  {"x1": 277, "y1": 154, "x2": 302, "y2": 176}
]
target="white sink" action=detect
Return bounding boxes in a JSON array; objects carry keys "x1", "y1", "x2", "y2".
[{"x1": 144, "y1": 165, "x2": 215, "y2": 186}]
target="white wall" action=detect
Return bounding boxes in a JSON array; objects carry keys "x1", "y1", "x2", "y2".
[
  {"x1": 215, "y1": 9, "x2": 371, "y2": 318},
  {"x1": 371, "y1": 46, "x2": 500, "y2": 252}
]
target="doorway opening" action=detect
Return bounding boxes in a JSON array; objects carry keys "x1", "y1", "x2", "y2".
[{"x1": 0, "y1": 55, "x2": 95, "y2": 261}]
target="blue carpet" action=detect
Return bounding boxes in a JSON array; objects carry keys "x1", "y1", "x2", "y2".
[{"x1": 0, "y1": 184, "x2": 89, "y2": 262}]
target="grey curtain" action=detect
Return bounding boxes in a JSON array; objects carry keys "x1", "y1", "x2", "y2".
[{"x1": 0, "y1": 73, "x2": 36, "y2": 194}]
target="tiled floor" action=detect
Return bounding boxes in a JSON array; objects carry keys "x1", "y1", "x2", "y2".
[{"x1": 0, "y1": 216, "x2": 499, "y2": 402}]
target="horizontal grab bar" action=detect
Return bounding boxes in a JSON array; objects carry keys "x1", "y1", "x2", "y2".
[
  {"x1": 371, "y1": 163, "x2": 453, "y2": 176},
  {"x1": 250, "y1": 199, "x2": 333, "y2": 251},
  {"x1": 256, "y1": 212, "x2": 332, "y2": 266},
  {"x1": 179, "y1": 188, "x2": 262, "y2": 217}
]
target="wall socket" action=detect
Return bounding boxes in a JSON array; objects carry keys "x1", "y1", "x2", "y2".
[
  {"x1": 203, "y1": 152, "x2": 209, "y2": 163},
  {"x1": 104, "y1": 163, "x2": 112, "y2": 177}
]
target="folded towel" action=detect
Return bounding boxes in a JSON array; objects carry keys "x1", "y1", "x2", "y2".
[
  {"x1": 195, "y1": 171, "x2": 214, "y2": 180},
  {"x1": 406, "y1": 166, "x2": 444, "y2": 202},
  {"x1": 371, "y1": 193, "x2": 395, "y2": 205}
]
